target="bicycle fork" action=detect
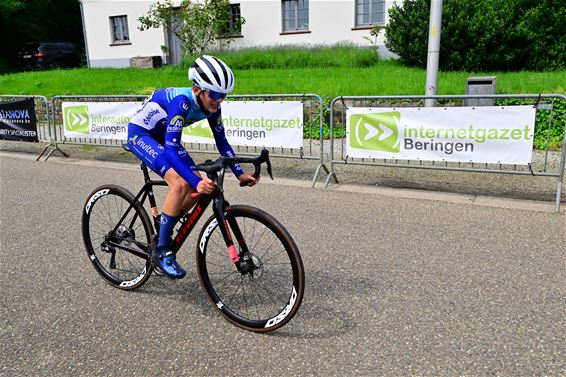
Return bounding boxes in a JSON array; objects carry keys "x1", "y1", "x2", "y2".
[
  {"x1": 212, "y1": 198, "x2": 241, "y2": 263},
  {"x1": 213, "y1": 200, "x2": 254, "y2": 268},
  {"x1": 209, "y1": 170, "x2": 250, "y2": 265}
]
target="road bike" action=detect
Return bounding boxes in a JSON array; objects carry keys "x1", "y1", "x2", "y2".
[{"x1": 81, "y1": 148, "x2": 304, "y2": 332}]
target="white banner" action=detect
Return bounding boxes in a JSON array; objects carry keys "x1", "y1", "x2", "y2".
[
  {"x1": 62, "y1": 102, "x2": 141, "y2": 140},
  {"x1": 346, "y1": 106, "x2": 536, "y2": 164},
  {"x1": 182, "y1": 101, "x2": 303, "y2": 148}
]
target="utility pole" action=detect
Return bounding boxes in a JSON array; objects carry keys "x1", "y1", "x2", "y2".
[{"x1": 425, "y1": 0, "x2": 443, "y2": 107}]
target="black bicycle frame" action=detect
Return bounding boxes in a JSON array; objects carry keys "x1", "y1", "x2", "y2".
[{"x1": 107, "y1": 161, "x2": 241, "y2": 261}]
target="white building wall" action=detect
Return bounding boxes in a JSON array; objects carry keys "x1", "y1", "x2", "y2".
[
  {"x1": 80, "y1": 0, "x2": 400, "y2": 68},
  {"x1": 234, "y1": 0, "x2": 395, "y2": 51},
  {"x1": 81, "y1": 0, "x2": 166, "y2": 67}
]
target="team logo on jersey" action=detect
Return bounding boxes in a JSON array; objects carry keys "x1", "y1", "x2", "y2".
[
  {"x1": 143, "y1": 109, "x2": 160, "y2": 125},
  {"x1": 179, "y1": 100, "x2": 190, "y2": 112},
  {"x1": 135, "y1": 138, "x2": 159, "y2": 158},
  {"x1": 168, "y1": 115, "x2": 184, "y2": 132}
]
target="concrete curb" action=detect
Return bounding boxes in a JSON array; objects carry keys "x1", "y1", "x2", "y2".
[{"x1": 1, "y1": 149, "x2": 562, "y2": 214}]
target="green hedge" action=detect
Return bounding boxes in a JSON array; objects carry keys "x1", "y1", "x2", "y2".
[{"x1": 385, "y1": 0, "x2": 566, "y2": 71}]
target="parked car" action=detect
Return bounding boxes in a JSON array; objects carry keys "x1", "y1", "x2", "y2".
[{"x1": 17, "y1": 41, "x2": 82, "y2": 70}]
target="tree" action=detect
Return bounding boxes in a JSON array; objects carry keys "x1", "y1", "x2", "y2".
[
  {"x1": 515, "y1": 0, "x2": 566, "y2": 70},
  {"x1": 0, "y1": 0, "x2": 24, "y2": 16},
  {"x1": 138, "y1": 0, "x2": 245, "y2": 57}
]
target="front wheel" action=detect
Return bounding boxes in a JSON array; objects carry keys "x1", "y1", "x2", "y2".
[{"x1": 196, "y1": 205, "x2": 304, "y2": 332}]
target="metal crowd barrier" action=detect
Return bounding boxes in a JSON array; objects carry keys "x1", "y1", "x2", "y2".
[
  {"x1": 3, "y1": 93, "x2": 564, "y2": 211},
  {"x1": 48, "y1": 95, "x2": 147, "y2": 160},
  {"x1": 49, "y1": 94, "x2": 329, "y2": 186},
  {"x1": 181, "y1": 94, "x2": 329, "y2": 187},
  {"x1": 0, "y1": 95, "x2": 52, "y2": 159},
  {"x1": 326, "y1": 94, "x2": 566, "y2": 212}
]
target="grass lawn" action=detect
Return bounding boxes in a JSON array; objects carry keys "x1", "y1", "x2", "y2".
[
  {"x1": 0, "y1": 46, "x2": 564, "y2": 148},
  {"x1": 0, "y1": 60, "x2": 564, "y2": 98}
]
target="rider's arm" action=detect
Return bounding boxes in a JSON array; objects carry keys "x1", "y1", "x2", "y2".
[
  {"x1": 163, "y1": 95, "x2": 202, "y2": 189},
  {"x1": 208, "y1": 111, "x2": 244, "y2": 178}
]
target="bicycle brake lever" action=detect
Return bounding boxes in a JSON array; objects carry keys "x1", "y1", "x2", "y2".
[
  {"x1": 258, "y1": 149, "x2": 273, "y2": 180},
  {"x1": 266, "y1": 158, "x2": 273, "y2": 180}
]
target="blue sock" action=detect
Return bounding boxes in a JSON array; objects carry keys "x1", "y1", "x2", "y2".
[{"x1": 157, "y1": 213, "x2": 179, "y2": 251}]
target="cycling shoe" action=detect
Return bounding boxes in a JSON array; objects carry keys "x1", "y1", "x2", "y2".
[{"x1": 151, "y1": 248, "x2": 186, "y2": 279}]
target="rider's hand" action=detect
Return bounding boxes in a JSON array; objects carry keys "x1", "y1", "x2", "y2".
[
  {"x1": 197, "y1": 177, "x2": 216, "y2": 194},
  {"x1": 238, "y1": 172, "x2": 259, "y2": 187}
]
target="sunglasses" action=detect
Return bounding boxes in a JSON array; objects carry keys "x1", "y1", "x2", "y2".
[{"x1": 206, "y1": 90, "x2": 227, "y2": 101}]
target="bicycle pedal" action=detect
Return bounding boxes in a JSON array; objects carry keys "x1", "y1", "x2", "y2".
[{"x1": 152, "y1": 264, "x2": 165, "y2": 276}]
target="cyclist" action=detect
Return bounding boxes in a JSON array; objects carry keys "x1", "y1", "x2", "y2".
[{"x1": 127, "y1": 55, "x2": 258, "y2": 279}]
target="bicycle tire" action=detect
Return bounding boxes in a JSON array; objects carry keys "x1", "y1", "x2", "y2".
[
  {"x1": 196, "y1": 205, "x2": 304, "y2": 332},
  {"x1": 82, "y1": 184, "x2": 154, "y2": 290}
]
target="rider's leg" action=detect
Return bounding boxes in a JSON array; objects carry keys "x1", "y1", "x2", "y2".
[
  {"x1": 157, "y1": 168, "x2": 194, "y2": 250},
  {"x1": 149, "y1": 169, "x2": 199, "y2": 279},
  {"x1": 127, "y1": 132, "x2": 189, "y2": 278},
  {"x1": 162, "y1": 169, "x2": 200, "y2": 215},
  {"x1": 159, "y1": 169, "x2": 200, "y2": 247},
  {"x1": 152, "y1": 169, "x2": 203, "y2": 279}
]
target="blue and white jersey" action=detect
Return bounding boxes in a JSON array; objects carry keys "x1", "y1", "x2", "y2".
[
  {"x1": 128, "y1": 88, "x2": 242, "y2": 188},
  {"x1": 130, "y1": 88, "x2": 208, "y2": 134}
]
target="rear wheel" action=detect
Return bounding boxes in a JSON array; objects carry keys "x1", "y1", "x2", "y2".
[
  {"x1": 82, "y1": 185, "x2": 154, "y2": 290},
  {"x1": 196, "y1": 205, "x2": 304, "y2": 332}
]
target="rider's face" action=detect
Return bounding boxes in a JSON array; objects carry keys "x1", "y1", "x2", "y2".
[{"x1": 196, "y1": 87, "x2": 225, "y2": 113}]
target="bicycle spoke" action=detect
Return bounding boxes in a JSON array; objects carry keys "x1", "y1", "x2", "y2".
[
  {"x1": 252, "y1": 282, "x2": 280, "y2": 314},
  {"x1": 212, "y1": 269, "x2": 241, "y2": 296}
]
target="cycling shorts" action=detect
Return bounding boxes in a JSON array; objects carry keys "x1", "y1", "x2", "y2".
[{"x1": 127, "y1": 124, "x2": 196, "y2": 178}]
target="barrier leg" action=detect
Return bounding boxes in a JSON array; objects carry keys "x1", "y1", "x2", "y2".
[
  {"x1": 36, "y1": 141, "x2": 69, "y2": 161},
  {"x1": 556, "y1": 180, "x2": 563, "y2": 213},
  {"x1": 324, "y1": 163, "x2": 339, "y2": 188},
  {"x1": 311, "y1": 163, "x2": 331, "y2": 188},
  {"x1": 556, "y1": 142, "x2": 566, "y2": 213}
]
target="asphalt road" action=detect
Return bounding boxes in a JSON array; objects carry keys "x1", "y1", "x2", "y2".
[{"x1": 1, "y1": 153, "x2": 564, "y2": 376}]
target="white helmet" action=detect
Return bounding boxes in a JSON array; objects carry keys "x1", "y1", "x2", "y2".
[{"x1": 188, "y1": 55, "x2": 234, "y2": 94}]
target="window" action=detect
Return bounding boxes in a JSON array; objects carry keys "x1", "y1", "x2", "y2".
[
  {"x1": 110, "y1": 15, "x2": 129, "y2": 43},
  {"x1": 282, "y1": 0, "x2": 309, "y2": 32},
  {"x1": 355, "y1": 0, "x2": 385, "y2": 27},
  {"x1": 221, "y1": 3, "x2": 243, "y2": 36}
]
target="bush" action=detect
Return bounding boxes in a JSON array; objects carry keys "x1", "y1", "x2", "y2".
[
  {"x1": 495, "y1": 98, "x2": 565, "y2": 150},
  {"x1": 385, "y1": 0, "x2": 566, "y2": 71},
  {"x1": 533, "y1": 100, "x2": 565, "y2": 150},
  {"x1": 383, "y1": 0, "x2": 429, "y2": 68}
]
